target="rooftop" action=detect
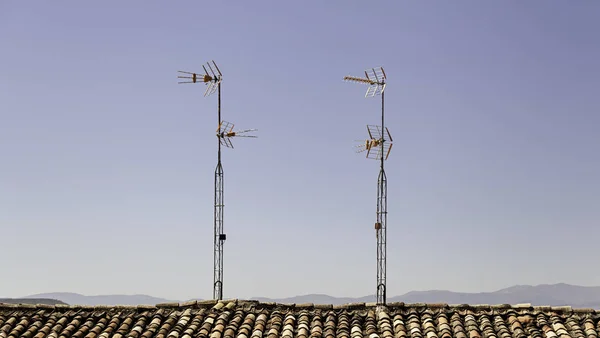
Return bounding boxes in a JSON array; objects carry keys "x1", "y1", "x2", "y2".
[{"x1": 2, "y1": 299, "x2": 599, "y2": 338}]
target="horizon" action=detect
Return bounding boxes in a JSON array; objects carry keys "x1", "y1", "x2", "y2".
[
  {"x1": 4, "y1": 282, "x2": 600, "y2": 310},
  {"x1": 8, "y1": 282, "x2": 600, "y2": 301}
]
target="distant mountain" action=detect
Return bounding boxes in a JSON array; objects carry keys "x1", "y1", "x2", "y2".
[
  {"x1": 0, "y1": 298, "x2": 67, "y2": 305},
  {"x1": 390, "y1": 283, "x2": 600, "y2": 307},
  {"x1": 254, "y1": 283, "x2": 600, "y2": 308},
  {"x1": 23, "y1": 292, "x2": 176, "y2": 306},
  {"x1": 8, "y1": 284, "x2": 600, "y2": 309}
]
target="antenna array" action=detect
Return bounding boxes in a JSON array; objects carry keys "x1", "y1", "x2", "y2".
[
  {"x1": 178, "y1": 60, "x2": 257, "y2": 300},
  {"x1": 178, "y1": 60, "x2": 223, "y2": 97},
  {"x1": 177, "y1": 60, "x2": 394, "y2": 305},
  {"x1": 355, "y1": 125, "x2": 394, "y2": 161},
  {"x1": 345, "y1": 66, "x2": 391, "y2": 306}
]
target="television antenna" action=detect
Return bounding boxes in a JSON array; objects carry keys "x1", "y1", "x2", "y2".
[
  {"x1": 355, "y1": 125, "x2": 393, "y2": 161},
  {"x1": 178, "y1": 60, "x2": 257, "y2": 300},
  {"x1": 217, "y1": 121, "x2": 257, "y2": 149},
  {"x1": 344, "y1": 66, "x2": 390, "y2": 305}
]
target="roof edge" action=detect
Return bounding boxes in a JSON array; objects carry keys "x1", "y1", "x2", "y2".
[{"x1": 0, "y1": 299, "x2": 596, "y2": 314}]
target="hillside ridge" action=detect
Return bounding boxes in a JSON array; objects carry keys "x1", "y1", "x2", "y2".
[{"x1": 5, "y1": 283, "x2": 600, "y2": 308}]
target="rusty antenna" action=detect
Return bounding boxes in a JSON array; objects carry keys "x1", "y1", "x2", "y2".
[
  {"x1": 344, "y1": 66, "x2": 390, "y2": 306},
  {"x1": 178, "y1": 60, "x2": 257, "y2": 301}
]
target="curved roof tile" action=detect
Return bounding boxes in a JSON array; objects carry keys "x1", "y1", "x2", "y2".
[{"x1": 1, "y1": 300, "x2": 598, "y2": 338}]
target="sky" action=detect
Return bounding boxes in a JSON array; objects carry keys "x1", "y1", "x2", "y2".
[{"x1": 1, "y1": 1, "x2": 599, "y2": 301}]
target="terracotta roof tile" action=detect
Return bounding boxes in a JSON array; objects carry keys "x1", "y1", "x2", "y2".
[{"x1": 1, "y1": 301, "x2": 599, "y2": 338}]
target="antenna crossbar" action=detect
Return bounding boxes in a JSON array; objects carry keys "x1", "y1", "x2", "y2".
[{"x1": 343, "y1": 76, "x2": 376, "y2": 85}]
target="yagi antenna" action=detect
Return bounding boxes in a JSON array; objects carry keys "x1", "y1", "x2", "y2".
[
  {"x1": 177, "y1": 60, "x2": 223, "y2": 97},
  {"x1": 355, "y1": 125, "x2": 393, "y2": 161},
  {"x1": 344, "y1": 66, "x2": 387, "y2": 98},
  {"x1": 217, "y1": 121, "x2": 258, "y2": 149}
]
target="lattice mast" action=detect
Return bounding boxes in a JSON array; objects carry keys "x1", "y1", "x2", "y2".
[
  {"x1": 178, "y1": 61, "x2": 256, "y2": 300},
  {"x1": 345, "y1": 67, "x2": 391, "y2": 305}
]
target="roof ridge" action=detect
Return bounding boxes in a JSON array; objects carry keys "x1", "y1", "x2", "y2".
[{"x1": 0, "y1": 299, "x2": 596, "y2": 314}]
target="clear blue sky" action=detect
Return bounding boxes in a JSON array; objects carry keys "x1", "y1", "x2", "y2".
[{"x1": 1, "y1": 1, "x2": 599, "y2": 301}]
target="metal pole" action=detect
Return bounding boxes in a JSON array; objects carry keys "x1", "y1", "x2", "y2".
[
  {"x1": 376, "y1": 90, "x2": 387, "y2": 305},
  {"x1": 214, "y1": 82, "x2": 224, "y2": 300},
  {"x1": 178, "y1": 62, "x2": 234, "y2": 302},
  {"x1": 218, "y1": 83, "x2": 222, "y2": 163},
  {"x1": 343, "y1": 66, "x2": 389, "y2": 306}
]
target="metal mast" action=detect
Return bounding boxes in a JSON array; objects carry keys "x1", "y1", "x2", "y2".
[
  {"x1": 345, "y1": 67, "x2": 391, "y2": 305},
  {"x1": 178, "y1": 61, "x2": 257, "y2": 300},
  {"x1": 214, "y1": 74, "x2": 224, "y2": 301}
]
